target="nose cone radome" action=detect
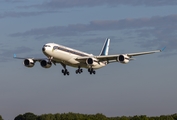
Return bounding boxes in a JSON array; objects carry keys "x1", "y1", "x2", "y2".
[{"x1": 42, "y1": 47, "x2": 45, "y2": 52}]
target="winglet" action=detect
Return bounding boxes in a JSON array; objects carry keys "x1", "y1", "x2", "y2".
[
  {"x1": 160, "y1": 47, "x2": 166, "y2": 52},
  {"x1": 13, "y1": 54, "x2": 16, "y2": 58}
]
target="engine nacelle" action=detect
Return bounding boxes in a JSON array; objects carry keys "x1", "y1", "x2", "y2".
[
  {"x1": 23, "y1": 59, "x2": 35, "y2": 67},
  {"x1": 40, "y1": 60, "x2": 52, "y2": 68},
  {"x1": 117, "y1": 55, "x2": 130, "y2": 64},
  {"x1": 86, "y1": 57, "x2": 98, "y2": 66}
]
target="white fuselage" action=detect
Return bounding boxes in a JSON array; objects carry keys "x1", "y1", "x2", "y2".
[{"x1": 42, "y1": 43, "x2": 106, "y2": 69}]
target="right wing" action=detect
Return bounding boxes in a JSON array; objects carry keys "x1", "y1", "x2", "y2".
[
  {"x1": 13, "y1": 54, "x2": 46, "y2": 61},
  {"x1": 13, "y1": 54, "x2": 53, "y2": 68}
]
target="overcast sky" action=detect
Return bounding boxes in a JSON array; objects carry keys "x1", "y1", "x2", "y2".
[{"x1": 0, "y1": 0, "x2": 177, "y2": 119}]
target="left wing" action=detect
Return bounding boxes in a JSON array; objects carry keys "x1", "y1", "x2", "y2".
[
  {"x1": 76, "y1": 48, "x2": 163, "y2": 64},
  {"x1": 97, "y1": 49, "x2": 161, "y2": 61}
]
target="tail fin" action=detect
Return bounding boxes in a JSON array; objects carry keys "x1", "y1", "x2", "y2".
[{"x1": 99, "y1": 38, "x2": 110, "y2": 56}]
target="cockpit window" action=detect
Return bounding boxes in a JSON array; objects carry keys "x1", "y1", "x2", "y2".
[
  {"x1": 44, "y1": 45, "x2": 51, "y2": 47},
  {"x1": 53, "y1": 46, "x2": 59, "y2": 50}
]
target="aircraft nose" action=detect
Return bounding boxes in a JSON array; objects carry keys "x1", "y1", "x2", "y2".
[{"x1": 42, "y1": 47, "x2": 45, "y2": 52}]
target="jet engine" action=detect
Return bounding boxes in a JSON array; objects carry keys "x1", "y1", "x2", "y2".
[
  {"x1": 86, "y1": 58, "x2": 98, "y2": 66},
  {"x1": 23, "y1": 59, "x2": 35, "y2": 67},
  {"x1": 40, "y1": 60, "x2": 52, "y2": 68},
  {"x1": 117, "y1": 55, "x2": 130, "y2": 64}
]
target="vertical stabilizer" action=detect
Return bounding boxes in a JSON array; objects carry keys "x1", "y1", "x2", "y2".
[{"x1": 99, "y1": 38, "x2": 110, "y2": 56}]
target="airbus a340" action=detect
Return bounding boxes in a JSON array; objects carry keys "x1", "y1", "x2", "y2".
[{"x1": 14, "y1": 39, "x2": 164, "y2": 76}]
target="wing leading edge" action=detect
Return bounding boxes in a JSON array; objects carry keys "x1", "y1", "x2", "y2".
[
  {"x1": 76, "y1": 48, "x2": 163, "y2": 63},
  {"x1": 13, "y1": 54, "x2": 47, "y2": 62}
]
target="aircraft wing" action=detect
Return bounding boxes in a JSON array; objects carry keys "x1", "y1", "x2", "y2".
[
  {"x1": 96, "y1": 49, "x2": 161, "y2": 62},
  {"x1": 125, "y1": 49, "x2": 162, "y2": 56},
  {"x1": 13, "y1": 54, "x2": 47, "y2": 62},
  {"x1": 76, "y1": 48, "x2": 163, "y2": 63}
]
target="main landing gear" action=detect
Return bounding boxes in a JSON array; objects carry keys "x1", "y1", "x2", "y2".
[
  {"x1": 61, "y1": 63, "x2": 69, "y2": 76},
  {"x1": 61, "y1": 69, "x2": 69, "y2": 76},
  {"x1": 88, "y1": 68, "x2": 96, "y2": 75},
  {"x1": 60, "y1": 64, "x2": 96, "y2": 75},
  {"x1": 76, "y1": 66, "x2": 83, "y2": 74}
]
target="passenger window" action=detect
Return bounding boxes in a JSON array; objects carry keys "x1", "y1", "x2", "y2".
[{"x1": 53, "y1": 46, "x2": 58, "y2": 50}]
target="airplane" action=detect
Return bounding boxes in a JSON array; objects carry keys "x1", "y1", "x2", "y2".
[{"x1": 14, "y1": 38, "x2": 164, "y2": 76}]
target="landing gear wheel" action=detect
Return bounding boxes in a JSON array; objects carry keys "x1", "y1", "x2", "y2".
[
  {"x1": 62, "y1": 69, "x2": 69, "y2": 76},
  {"x1": 75, "y1": 67, "x2": 83, "y2": 74},
  {"x1": 66, "y1": 71, "x2": 69, "y2": 75},
  {"x1": 62, "y1": 69, "x2": 65, "y2": 73},
  {"x1": 88, "y1": 68, "x2": 96, "y2": 75},
  {"x1": 60, "y1": 63, "x2": 70, "y2": 76},
  {"x1": 76, "y1": 70, "x2": 79, "y2": 74}
]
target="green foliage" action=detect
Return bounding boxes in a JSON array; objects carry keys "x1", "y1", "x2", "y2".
[
  {"x1": 130, "y1": 115, "x2": 149, "y2": 120},
  {"x1": 172, "y1": 113, "x2": 177, "y2": 120},
  {"x1": 14, "y1": 112, "x2": 37, "y2": 120},
  {"x1": 159, "y1": 115, "x2": 174, "y2": 120},
  {"x1": 14, "y1": 112, "x2": 177, "y2": 120},
  {"x1": 37, "y1": 113, "x2": 56, "y2": 120},
  {"x1": 14, "y1": 114, "x2": 25, "y2": 120},
  {"x1": 119, "y1": 116, "x2": 129, "y2": 120},
  {"x1": 0, "y1": 115, "x2": 3, "y2": 120}
]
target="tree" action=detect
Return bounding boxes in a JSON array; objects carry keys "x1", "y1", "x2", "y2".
[
  {"x1": 119, "y1": 116, "x2": 129, "y2": 120},
  {"x1": 0, "y1": 115, "x2": 3, "y2": 120},
  {"x1": 14, "y1": 112, "x2": 37, "y2": 120},
  {"x1": 139, "y1": 115, "x2": 149, "y2": 120},
  {"x1": 172, "y1": 113, "x2": 177, "y2": 120},
  {"x1": 159, "y1": 115, "x2": 174, "y2": 120},
  {"x1": 130, "y1": 115, "x2": 149, "y2": 120},
  {"x1": 14, "y1": 114, "x2": 25, "y2": 120},
  {"x1": 37, "y1": 114, "x2": 56, "y2": 120},
  {"x1": 54, "y1": 113, "x2": 60, "y2": 120},
  {"x1": 24, "y1": 112, "x2": 37, "y2": 120},
  {"x1": 14, "y1": 112, "x2": 177, "y2": 120},
  {"x1": 94, "y1": 113, "x2": 107, "y2": 120}
]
